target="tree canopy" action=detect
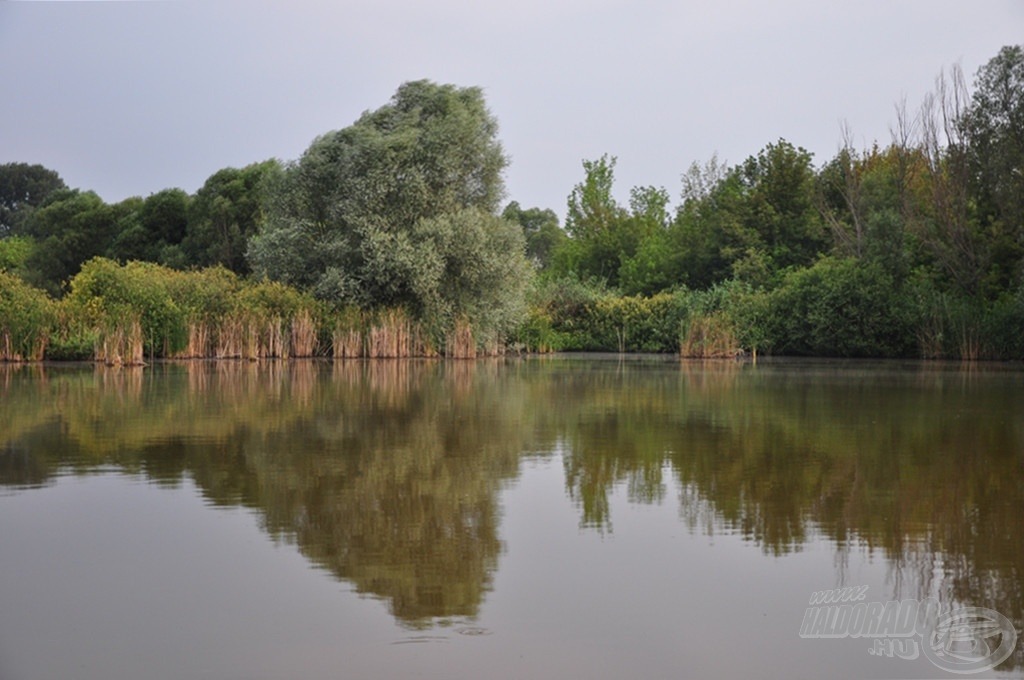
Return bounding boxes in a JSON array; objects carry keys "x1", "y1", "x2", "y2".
[
  {"x1": 248, "y1": 80, "x2": 529, "y2": 345},
  {"x1": 0, "y1": 162, "x2": 66, "y2": 236}
]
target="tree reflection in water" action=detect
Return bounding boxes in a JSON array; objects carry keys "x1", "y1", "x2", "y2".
[{"x1": 0, "y1": 357, "x2": 1020, "y2": 667}]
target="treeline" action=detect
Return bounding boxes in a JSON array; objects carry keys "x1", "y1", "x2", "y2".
[
  {"x1": 1, "y1": 46, "x2": 1022, "y2": 361},
  {"x1": 523, "y1": 45, "x2": 1024, "y2": 359},
  {"x1": 0, "y1": 82, "x2": 531, "y2": 362}
]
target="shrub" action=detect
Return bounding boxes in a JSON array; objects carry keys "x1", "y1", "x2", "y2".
[
  {"x1": 0, "y1": 271, "x2": 55, "y2": 360},
  {"x1": 65, "y1": 258, "x2": 186, "y2": 362},
  {"x1": 765, "y1": 257, "x2": 915, "y2": 357}
]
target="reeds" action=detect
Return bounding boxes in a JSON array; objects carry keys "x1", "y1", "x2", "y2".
[
  {"x1": 5, "y1": 259, "x2": 509, "y2": 362},
  {"x1": 182, "y1": 321, "x2": 212, "y2": 359},
  {"x1": 332, "y1": 308, "x2": 438, "y2": 359},
  {"x1": 95, "y1": 319, "x2": 145, "y2": 366},
  {"x1": 0, "y1": 330, "x2": 48, "y2": 362},
  {"x1": 332, "y1": 327, "x2": 363, "y2": 358},
  {"x1": 446, "y1": 317, "x2": 476, "y2": 359},
  {"x1": 290, "y1": 309, "x2": 318, "y2": 358},
  {"x1": 680, "y1": 313, "x2": 742, "y2": 359},
  {"x1": 367, "y1": 308, "x2": 410, "y2": 358}
]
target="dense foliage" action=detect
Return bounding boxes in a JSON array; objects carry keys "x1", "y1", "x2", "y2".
[
  {"x1": 248, "y1": 81, "x2": 531, "y2": 347},
  {"x1": 1, "y1": 46, "x2": 1022, "y2": 360}
]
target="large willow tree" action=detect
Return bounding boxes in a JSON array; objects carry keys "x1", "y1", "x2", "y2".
[{"x1": 248, "y1": 80, "x2": 530, "y2": 345}]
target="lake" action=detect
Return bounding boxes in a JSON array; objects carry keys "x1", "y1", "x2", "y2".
[{"x1": 1, "y1": 357, "x2": 1021, "y2": 679}]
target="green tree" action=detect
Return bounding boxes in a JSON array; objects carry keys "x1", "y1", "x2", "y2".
[
  {"x1": 672, "y1": 168, "x2": 756, "y2": 289},
  {"x1": 740, "y1": 139, "x2": 827, "y2": 271},
  {"x1": 0, "y1": 270, "x2": 55, "y2": 360},
  {"x1": 670, "y1": 142, "x2": 827, "y2": 290},
  {"x1": 557, "y1": 155, "x2": 640, "y2": 286},
  {"x1": 22, "y1": 190, "x2": 121, "y2": 295},
  {"x1": 501, "y1": 201, "x2": 565, "y2": 269},
  {"x1": 105, "y1": 189, "x2": 190, "y2": 267},
  {"x1": 105, "y1": 197, "x2": 151, "y2": 262},
  {"x1": 617, "y1": 185, "x2": 673, "y2": 295},
  {"x1": 412, "y1": 209, "x2": 532, "y2": 344},
  {"x1": 249, "y1": 81, "x2": 526, "y2": 346},
  {"x1": 964, "y1": 45, "x2": 1024, "y2": 290},
  {"x1": 765, "y1": 256, "x2": 914, "y2": 357},
  {"x1": 0, "y1": 235, "x2": 33, "y2": 275},
  {"x1": 0, "y1": 162, "x2": 66, "y2": 236},
  {"x1": 817, "y1": 142, "x2": 915, "y2": 281},
  {"x1": 183, "y1": 160, "x2": 278, "y2": 273}
]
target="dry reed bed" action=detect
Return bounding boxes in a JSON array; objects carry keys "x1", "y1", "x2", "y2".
[
  {"x1": 679, "y1": 314, "x2": 742, "y2": 359},
  {"x1": 0, "y1": 331, "x2": 48, "y2": 362},
  {"x1": 87, "y1": 308, "x2": 501, "y2": 364}
]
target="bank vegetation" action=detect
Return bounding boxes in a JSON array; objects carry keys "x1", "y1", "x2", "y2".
[{"x1": 2, "y1": 46, "x2": 1023, "y2": 362}]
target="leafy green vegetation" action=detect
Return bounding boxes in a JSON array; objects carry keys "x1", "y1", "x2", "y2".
[
  {"x1": 0, "y1": 46, "x2": 1022, "y2": 360},
  {"x1": 0, "y1": 271, "x2": 55, "y2": 360}
]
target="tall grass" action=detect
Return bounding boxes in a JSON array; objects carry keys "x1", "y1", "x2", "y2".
[
  {"x1": 95, "y1": 318, "x2": 145, "y2": 366},
  {"x1": 679, "y1": 313, "x2": 741, "y2": 358},
  {"x1": 331, "y1": 307, "x2": 365, "y2": 359},
  {"x1": 290, "y1": 309, "x2": 318, "y2": 358},
  {"x1": 446, "y1": 318, "x2": 476, "y2": 359}
]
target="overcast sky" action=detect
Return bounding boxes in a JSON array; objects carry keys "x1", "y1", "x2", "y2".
[{"x1": 2, "y1": 1, "x2": 1021, "y2": 219}]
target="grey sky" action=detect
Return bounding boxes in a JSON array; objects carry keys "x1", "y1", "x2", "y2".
[{"x1": 2, "y1": 1, "x2": 1021, "y2": 219}]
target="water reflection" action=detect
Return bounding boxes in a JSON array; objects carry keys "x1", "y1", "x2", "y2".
[{"x1": 0, "y1": 358, "x2": 1021, "y2": 667}]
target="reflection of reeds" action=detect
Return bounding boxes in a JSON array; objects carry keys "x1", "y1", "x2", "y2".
[
  {"x1": 288, "y1": 360, "x2": 317, "y2": 405},
  {"x1": 366, "y1": 358, "x2": 413, "y2": 405},
  {"x1": 445, "y1": 357, "x2": 478, "y2": 398},
  {"x1": 186, "y1": 359, "x2": 212, "y2": 393},
  {"x1": 679, "y1": 359, "x2": 743, "y2": 394},
  {"x1": 93, "y1": 363, "x2": 143, "y2": 398}
]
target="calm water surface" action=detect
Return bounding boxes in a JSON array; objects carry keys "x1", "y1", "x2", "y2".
[{"x1": 0, "y1": 357, "x2": 1021, "y2": 679}]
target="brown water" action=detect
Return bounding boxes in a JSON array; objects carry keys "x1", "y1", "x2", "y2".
[{"x1": 0, "y1": 357, "x2": 1021, "y2": 679}]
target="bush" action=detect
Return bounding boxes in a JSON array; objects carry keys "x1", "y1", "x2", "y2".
[
  {"x1": 765, "y1": 257, "x2": 915, "y2": 357},
  {"x1": 588, "y1": 292, "x2": 690, "y2": 352},
  {"x1": 65, "y1": 258, "x2": 185, "y2": 362},
  {"x1": 983, "y1": 288, "x2": 1024, "y2": 359},
  {"x1": 0, "y1": 271, "x2": 55, "y2": 360},
  {"x1": 0, "y1": 236, "x2": 33, "y2": 274},
  {"x1": 523, "y1": 277, "x2": 708, "y2": 353}
]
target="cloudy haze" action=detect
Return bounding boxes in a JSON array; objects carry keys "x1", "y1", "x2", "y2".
[{"x1": 2, "y1": 1, "x2": 1021, "y2": 218}]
